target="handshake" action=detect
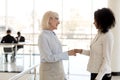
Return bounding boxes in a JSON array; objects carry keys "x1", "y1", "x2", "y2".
[{"x1": 68, "y1": 49, "x2": 83, "y2": 56}]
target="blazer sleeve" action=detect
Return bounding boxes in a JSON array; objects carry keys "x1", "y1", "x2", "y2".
[
  {"x1": 1, "y1": 37, "x2": 5, "y2": 43},
  {"x1": 81, "y1": 49, "x2": 90, "y2": 56},
  {"x1": 12, "y1": 37, "x2": 17, "y2": 43},
  {"x1": 22, "y1": 37, "x2": 25, "y2": 42},
  {"x1": 19, "y1": 36, "x2": 25, "y2": 42}
]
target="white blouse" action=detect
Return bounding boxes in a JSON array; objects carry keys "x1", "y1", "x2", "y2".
[
  {"x1": 82, "y1": 30, "x2": 114, "y2": 80},
  {"x1": 38, "y1": 30, "x2": 69, "y2": 62}
]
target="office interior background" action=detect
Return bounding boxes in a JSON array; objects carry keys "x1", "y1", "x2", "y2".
[{"x1": 0, "y1": 0, "x2": 120, "y2": 80}]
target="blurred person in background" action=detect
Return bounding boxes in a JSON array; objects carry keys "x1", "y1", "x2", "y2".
[
  {"x1": 1, "y1": 29, "x2": 17, "y2": 62},
  {"x1": 13, "y1": 31, "x2": 25, "y2": 57}
]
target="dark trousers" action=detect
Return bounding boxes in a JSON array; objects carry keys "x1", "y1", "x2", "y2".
[{"x1": 91, "y1": 73, "x2": 112, "y2": 80}]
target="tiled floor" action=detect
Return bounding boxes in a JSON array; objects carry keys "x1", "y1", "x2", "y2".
[
  {"x1": 0, "y1": 54, "x2": 120, "y2": 80},
  {"x1": 0, "y1": 73, "x2": 120, "y2": 80}
]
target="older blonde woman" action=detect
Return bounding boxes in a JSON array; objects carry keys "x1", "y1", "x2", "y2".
[{"x1": 38, "y1": 11, "x2": 76, "y2": 80}]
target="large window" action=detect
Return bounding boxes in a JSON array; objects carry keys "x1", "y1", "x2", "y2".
[{"x1": 0, "y1": 0, "x2": 108, "y2": 76}]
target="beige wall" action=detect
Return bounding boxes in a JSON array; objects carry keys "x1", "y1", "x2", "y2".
[{"x1": 108, "y1": 0, "x2": 120, "y2": 72}]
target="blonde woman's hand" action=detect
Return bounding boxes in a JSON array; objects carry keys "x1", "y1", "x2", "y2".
[
  {"x1": 74, "y1": 49, "x2": 83, "y2": 54},
  {"x1": 68, "y1": 49, "x2": 76, "y2": 56}
]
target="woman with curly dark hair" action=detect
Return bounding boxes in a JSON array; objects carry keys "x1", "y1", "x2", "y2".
[{"x1": 75, "y1": 8, "x2": 115, "y2": 80}]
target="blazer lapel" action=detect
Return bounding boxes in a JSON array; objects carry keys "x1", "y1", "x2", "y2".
[{"x1": 91, "y1": 32, "x2": 101, "y2": 46}]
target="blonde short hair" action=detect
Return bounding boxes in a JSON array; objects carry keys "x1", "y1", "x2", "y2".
[{"x1": 41, "y1": 11, "x2": 59, "y2": 30}]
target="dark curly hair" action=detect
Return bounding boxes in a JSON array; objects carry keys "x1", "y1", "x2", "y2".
[{"x1": 94, "y1": 8, "x2": 115, "y2": 33}]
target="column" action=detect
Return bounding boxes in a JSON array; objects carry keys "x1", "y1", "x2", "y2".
[{"x1": 108, "y1": 0, "x2": 120, "y2": 75}]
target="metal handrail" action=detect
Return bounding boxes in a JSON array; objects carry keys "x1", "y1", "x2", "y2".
[{"x1": 8, "y1": 64, "x2": 39, "y2": 80}]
